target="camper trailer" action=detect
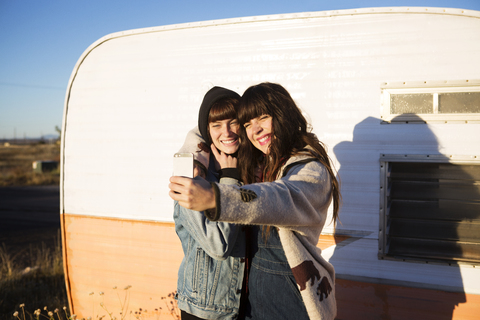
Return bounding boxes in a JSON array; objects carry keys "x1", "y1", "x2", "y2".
[{"x1": 61, "y1": 7, "x2": 480, "y2": 319}]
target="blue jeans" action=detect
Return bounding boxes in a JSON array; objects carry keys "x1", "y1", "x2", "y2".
[{"x1": 245, "y1": 227, "x2": 309, "y2": 320}]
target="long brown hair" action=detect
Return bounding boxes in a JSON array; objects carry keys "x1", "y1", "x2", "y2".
[{"x1": 237, "y1": 82, "x2": 341, "y2": 226}]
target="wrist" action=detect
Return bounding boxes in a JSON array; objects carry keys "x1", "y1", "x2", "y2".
[{"x1": 219, "y1": 168, "x2": 240, "y2": 180}]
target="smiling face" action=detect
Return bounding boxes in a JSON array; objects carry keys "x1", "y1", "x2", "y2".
[
  {"x1": 244, "y1": 114, "x2": 273, "y2": 154},
  {"x1": 208, "y1": 118, "x2": 240, "y2": 154}
]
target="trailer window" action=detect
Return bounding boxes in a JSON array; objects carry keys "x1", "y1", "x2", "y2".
[
  {"x1": 438, "y1": 92, "x2": 480, "y2": 113},
  {"x1": 379, "y1": 155, "x2": 480, "y2": 265},
  {"x1": 390, "y1": 93, "x2": 433, "y2": 114},
  {"x1": 381, "y1": 80, "x2": 480, "y2": 123}
]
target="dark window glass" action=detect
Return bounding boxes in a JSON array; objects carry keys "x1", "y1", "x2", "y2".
[{"x1": 381, "y1": 162, "x2": 480, "y2": 264}]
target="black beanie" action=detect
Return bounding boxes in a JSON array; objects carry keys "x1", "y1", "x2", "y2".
[{"x1": 198, "y1": 86, "x2": 241, "y2": 146}]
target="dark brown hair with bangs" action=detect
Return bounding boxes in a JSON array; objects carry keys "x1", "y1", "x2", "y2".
[
  {"x1": 208, "y1": 97, "x2": 238, "y2": 123},
  {"x1": 198, "y1": 97, "x2": 239, "y2": 153},
  {"x1": 237, "y1": 82, "x2": 341, "y2": 227}
]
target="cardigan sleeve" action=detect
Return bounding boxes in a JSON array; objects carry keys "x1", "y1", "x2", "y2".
[{"x1": 207, "y1": 160, "x2": 333, "y2": 232}]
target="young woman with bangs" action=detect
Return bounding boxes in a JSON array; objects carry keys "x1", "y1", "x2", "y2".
[
  {"x1": 173, "y1": 86, "x2": 247, "y2": 320},
  {"x1": 170, "y1": 82, "x2": 341, "y2": 320}
]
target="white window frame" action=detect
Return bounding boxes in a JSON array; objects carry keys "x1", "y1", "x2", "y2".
[{"x1": 380, "y1": 80, "x2": 480, "y2": 123}]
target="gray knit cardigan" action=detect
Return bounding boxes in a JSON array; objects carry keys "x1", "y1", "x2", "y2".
[{"x1": 206, "y1": 151, "x2": 337, "y2": 320}]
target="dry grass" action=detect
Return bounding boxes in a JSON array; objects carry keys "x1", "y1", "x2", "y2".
[
  {"x1": 0, "y1": 143, "x2": 60, "y2": 187},
  {"x1": 0, "y1": 231, "x2": 69, "y2": 319}
]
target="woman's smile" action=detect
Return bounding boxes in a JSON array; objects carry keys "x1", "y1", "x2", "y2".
[
  {"x1": 209, "y1": 119, "x2": 240, "y2": 154},
  {"x1": 257, "y1": 134, "x2": 271, "y2": 146},
  {"x1": 244, "y1": 115, "x2": 273, "y2": 154}
]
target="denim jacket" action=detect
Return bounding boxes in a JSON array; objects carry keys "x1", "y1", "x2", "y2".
[{"x1": 174, "y1": 159, "x2": 245, "y2": 320}]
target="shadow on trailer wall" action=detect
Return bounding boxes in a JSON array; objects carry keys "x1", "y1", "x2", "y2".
[{"x1": 333, "y1": 115, "x2": 480, "y2": 320}]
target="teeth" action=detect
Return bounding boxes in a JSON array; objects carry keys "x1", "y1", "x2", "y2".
[
  {"x1": 259, "y1": 136, "x2": 269, "y2": 143},
  {"x1": 222, "y1": 139, "x2": 237, "y2": 145}
]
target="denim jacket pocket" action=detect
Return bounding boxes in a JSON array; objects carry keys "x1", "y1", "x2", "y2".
[{"x1": 194, "y1": 246, "x2": 226, "y2": 308}]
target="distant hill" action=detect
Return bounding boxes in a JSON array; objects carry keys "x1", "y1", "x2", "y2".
[
  {"x1": 42, "y1": 134, "x2": 59, "y2": 140},
  {"x1": 1, "y1": 134, "x2": 59, "y2": 145}
]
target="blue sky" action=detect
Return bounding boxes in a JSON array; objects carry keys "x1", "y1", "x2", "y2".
[{"x1": 1, "y1": 0, "x2": 480, "y2": 139}]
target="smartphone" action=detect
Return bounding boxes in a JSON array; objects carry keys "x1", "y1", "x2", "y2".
[{"x1": 173, "y1": 153, "x2": 194, "y2": 178}]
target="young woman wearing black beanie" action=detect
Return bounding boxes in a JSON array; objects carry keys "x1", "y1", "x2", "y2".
[{"x1": 173, "y1": 86, "x2": 247, "y2": 320}]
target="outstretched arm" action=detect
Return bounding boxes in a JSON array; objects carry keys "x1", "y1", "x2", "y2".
[
  {"x1": 170, "y1": 161, "x2": 332, "y2": 230},
  {"x1": 209, "y1": 161, "x2": 332, "y2": 228}
]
